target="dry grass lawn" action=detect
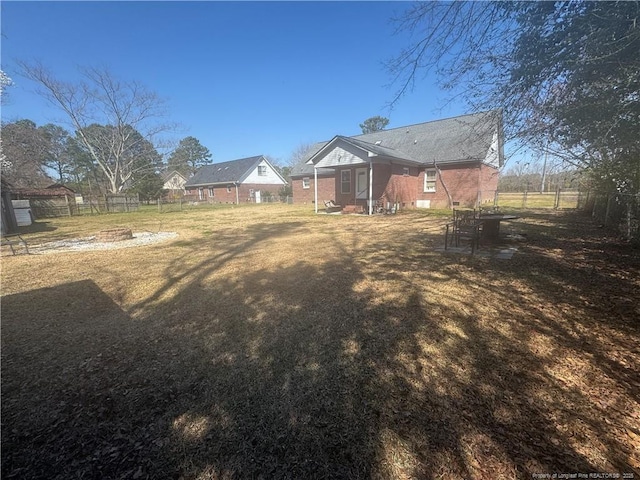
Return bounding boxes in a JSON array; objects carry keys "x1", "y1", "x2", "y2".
[{"x1": 2, "y1": 204, "x2": 639, "y2": 479}]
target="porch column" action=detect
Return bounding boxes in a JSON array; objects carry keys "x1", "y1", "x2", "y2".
[
  {"x1": 368, "y1": 160, "x2": 374, "y2": 215},
  {"x1": 314, "y1": 166, "x2": 318, "y2": 214},
  {"x1": 235, "y1": 184, "x2": 239, "y2": 204}
]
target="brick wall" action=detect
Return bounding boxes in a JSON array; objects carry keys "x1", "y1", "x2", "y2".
[
  {"x1": 478, "y1": 163, "x2": 499, "y2": 205},
  {"x1": 291, "y1": 162, "x2": 500, "y2": 210},
  {"x1": 416, "y1": 162, "x2": 499, "y2": 209},
  {"x1": 378, "y1": 165, "x2": 420, "y2": 209},
  {"x1": 291, "y1": 175, "x2": 336, "y2": 205},
  {"x1": 185, "y1": 183, "x2": 285, "y2": 203},
  {"x1": 329, "y1": 165, "x2": 421, "y2": 210}
]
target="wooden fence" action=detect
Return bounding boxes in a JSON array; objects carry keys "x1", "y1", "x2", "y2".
[
  {"x1": 76, "y1": 194, "x2": 140, "y2": 214},
  {"x1": 29, "y1": 195, "x2": 75, "y2": 218},
  {"x1": 28, "y1": 194, "x2": 140, "y2": 217},
  {"x1": 494, "y1": 190, "x2": 584, "y2": 209}
]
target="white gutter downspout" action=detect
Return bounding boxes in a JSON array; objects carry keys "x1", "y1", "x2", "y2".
[
  {"x1": 235, "y1": 183, "x2": 239, "y2": 204},
  {"x1": 368, "y1": 159, "x2": 374, "y2": 215},
  {"x1": 314, "y1": 166, "x2": 318, "y2": 214}
]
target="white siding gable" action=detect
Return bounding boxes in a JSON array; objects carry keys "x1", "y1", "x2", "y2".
[
  {"x1": 163, "y1": 173, "x2": 186, "y2": 190},
  {"x1": 484, "y1": 130, "x2": 500, "y2": 167},
  {"x1": 242, "y1": 159, "x2": 286, "y2": 185},
  {"x1": 315, "y1": 140, "x2": 368, "y2": 168}
]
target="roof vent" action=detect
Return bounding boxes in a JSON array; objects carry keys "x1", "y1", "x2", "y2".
[
  {"x1": 375, "y1": 140, "x2": 381, "y2": 145},
  {"x1": 414, "y1": 139, "x2": 418, "y2": 144}
]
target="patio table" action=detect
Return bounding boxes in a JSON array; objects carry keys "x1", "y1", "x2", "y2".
[{"x1": 478, "y1": 214, "x2": 519, "y2": 242}]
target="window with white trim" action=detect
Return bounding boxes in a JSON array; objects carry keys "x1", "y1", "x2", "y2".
[
  {"x1": 341, "y1": 170, "x2": 351, "y2": 194},
  {"x1": 302, "y1": 177, "x2": 310, "y2": 189},
  {"x1": 403, "y1": 167, "x2": 409, "y2": 176},
  {"x1": 424, "y1": 169, "x2": 437, "y2": 192},
  {"x1": 198, "y1": 188, "x2": 204, "y2": 200},
  {"x1": 208, "y1": 187, "x2": 214, "y2": 197},
  {"x1": 258, "y1": 165, "x2": 267, "y2": 176}
]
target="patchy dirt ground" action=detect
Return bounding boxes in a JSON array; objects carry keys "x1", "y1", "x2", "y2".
[
  {"x1": 1, "y1": 206, "x2": 639, "y2": 479},
  {"x1": 25, "y1": 231, "x2": 178, "y2": 254}
]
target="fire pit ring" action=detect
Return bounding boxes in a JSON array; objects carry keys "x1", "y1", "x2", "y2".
[{"x1": 95, "y1": 228, "x2": 133, "y2": 242}]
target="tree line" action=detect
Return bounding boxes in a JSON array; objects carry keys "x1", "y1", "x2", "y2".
[
  {"x1": 0, "y1": 65, "x2": 214, "y2": 202},
  {"x1": 1, "y1": 115, "x2": 213, "y2": 202}
]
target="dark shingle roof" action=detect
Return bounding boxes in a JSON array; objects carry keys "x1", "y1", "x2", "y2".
[
  {"x1": 185, "y1": 156, "x2": 264, "y2": 186},
  {"x1": 289, "y1": 110, "x2": 502, "y2": 176},
  {"x1": 350, "y1": 110, "x2": 501, "y2": 165}
]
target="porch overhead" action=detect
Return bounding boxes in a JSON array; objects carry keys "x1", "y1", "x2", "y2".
[{"x1": 308, "y1": 136, "x2": 422, "y2": 169}]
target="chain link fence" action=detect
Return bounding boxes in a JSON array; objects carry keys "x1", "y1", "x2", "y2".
[
  {"x1": 492, "y1": 190, "x2": 583, "y2": 209},
  {"x1": 588, "y1": 192, "x2": 640, "y2": 243},
  {"x1": 156, "y1": 196, "x2": 294, "y2": 213},
  {"x1": 486, "y1": 189, "x2": 638, "y2": 243}
]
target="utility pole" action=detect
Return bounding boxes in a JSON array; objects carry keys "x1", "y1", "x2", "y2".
[{"x1": 540, "y1": 138, "x2": 549, "y2": 194}]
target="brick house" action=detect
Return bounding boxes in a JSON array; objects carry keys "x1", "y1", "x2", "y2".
[
  {"x1": 184, "y1": 155, "x2": 287, "y2": 204},
  {"x1": 290, "y1": 110, "x2": 503, "y2": 213}
]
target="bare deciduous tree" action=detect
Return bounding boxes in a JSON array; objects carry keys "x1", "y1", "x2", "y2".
[
  {"x1": 388, "y1": 1, "x2": 640, "y2": 192},
  {"x1": 287, "y1": 142, "x2": 315, "y2": 167},
  {"x1": 19, "y1": 62, "x2": 174, "y2": 193}
]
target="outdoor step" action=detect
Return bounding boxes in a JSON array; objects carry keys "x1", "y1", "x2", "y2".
[{"x1": 342, "y1": 204, "x2": 365, "y2": 214}]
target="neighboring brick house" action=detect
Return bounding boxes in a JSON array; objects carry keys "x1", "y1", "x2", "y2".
[
  {"x1": 184, "y1": 155, "x2": 287, "y2": 204},
  {"x1": 290, "y1": 110, "x2": 503, "y2": 213}
]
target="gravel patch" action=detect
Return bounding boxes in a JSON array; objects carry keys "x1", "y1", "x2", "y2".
[{"x1": 30, "y1": 231, "x2": 178, "y2": 254}]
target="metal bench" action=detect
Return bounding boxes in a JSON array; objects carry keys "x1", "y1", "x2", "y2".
[{"x1": 1, "y1": 234, "x2": 29, "y2": 255}]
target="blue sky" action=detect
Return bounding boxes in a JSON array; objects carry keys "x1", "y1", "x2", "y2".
[{"x1": 1, "y1": 1, "x2": 471, "y2": 165}]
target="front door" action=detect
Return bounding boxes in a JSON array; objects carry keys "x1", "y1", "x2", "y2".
[{"x1": 355, "y1": 168, "x2": 368, "y2": 200}]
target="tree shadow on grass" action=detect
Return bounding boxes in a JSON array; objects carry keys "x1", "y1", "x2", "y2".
[
  {"x1": 20, "y1": 220, "x2": 57, "y2": 232},
  {"x1": 2, "y1": 212, "x2": 638, "y2": 479}
]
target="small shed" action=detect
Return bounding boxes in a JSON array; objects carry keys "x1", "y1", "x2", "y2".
[{"x1": 11, "y1": 184, "x2": 77, "y2": 218}]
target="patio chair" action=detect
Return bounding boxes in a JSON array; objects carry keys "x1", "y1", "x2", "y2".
[
  {"x1": 444, "y1": 209, "x2": 483, "y2": 254},
  {"x1": 324, "y1": 200, "x2": 342, "y2": 213}
]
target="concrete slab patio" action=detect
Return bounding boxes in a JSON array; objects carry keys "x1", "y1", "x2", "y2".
[{"x1": 434, "y1": 244, "x2": 519, "y2": 259}]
